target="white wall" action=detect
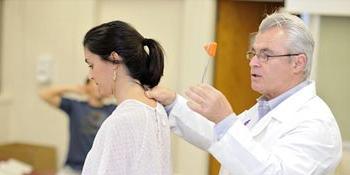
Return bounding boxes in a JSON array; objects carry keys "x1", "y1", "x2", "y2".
[
  {"x1": 286, "y1": 0, "x2": 350, "y2": 16},
  {"x1": 316, "y1": 15, "x2": 350, "y2": 175},
  {"x1": 0, "y1": 0, "x2": 97, "y2": 164},
  {"x1": 0, "y1": 0, "x2": 216, "y2": 174},
  {"x1": 1, "y1": 0, "x2": 96, "y2": 93},
  {"x1": 0, "y1": 95, "x2": 10, "y2": 142},
  {"x1": 97, "y1": 0, "x2": 183, "y2": 90},
  {"x1": 316, "y1": 16, "x2": 350, "y2": 141}
]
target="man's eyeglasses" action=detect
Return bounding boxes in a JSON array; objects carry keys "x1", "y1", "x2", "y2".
[{"x1": 246, "y1": 51, "x2": 301, "y2": 63}]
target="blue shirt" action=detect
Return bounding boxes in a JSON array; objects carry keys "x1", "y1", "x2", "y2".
[{"x1": 59, "y1": 97, "x2": 116, "y2": 171}]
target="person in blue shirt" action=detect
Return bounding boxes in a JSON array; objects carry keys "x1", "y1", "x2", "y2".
[{"x1": 39, "y1": 78, "x2": 116, "y2": 175}]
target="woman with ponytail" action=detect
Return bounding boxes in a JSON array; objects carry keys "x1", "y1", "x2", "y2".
[{"x1": 81, "y1": 21, "x2": 171, "y2": 175}]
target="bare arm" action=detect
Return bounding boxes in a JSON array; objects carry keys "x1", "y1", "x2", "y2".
[{"x1": 38, "y1": 85, "x2": 85, "y2": 108}]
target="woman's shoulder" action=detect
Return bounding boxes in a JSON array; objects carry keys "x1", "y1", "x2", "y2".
[
  {"x1": 116, "y1": 99, "x2": 165, "y2": 113},
  {"x1": 107, "y1": 100, "x2": 165, "y2": 126},
  {"x1": 106, "y1": 100, "x2": 152, "y2": 123}
]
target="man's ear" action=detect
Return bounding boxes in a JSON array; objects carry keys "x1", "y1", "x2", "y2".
[{"x1": 293, "y1": 54, "x2": 307, "y2": 74}]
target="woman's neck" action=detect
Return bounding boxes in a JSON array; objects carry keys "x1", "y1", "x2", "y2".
[{"x1": 114, "y1": 77, "x2": 156, "y2": 107}]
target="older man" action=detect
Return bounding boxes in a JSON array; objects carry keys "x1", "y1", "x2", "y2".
[{"x1": 147, "y1": 12, "x2": 342, "y2": 175}]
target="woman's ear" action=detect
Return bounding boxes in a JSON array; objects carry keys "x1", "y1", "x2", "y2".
[{"x1": 111, "y1": 51, "x2": 120, "y2": 62}]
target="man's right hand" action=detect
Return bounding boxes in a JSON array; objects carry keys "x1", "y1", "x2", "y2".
[{"x1": 145, "y1": 86, "x2": 176, "y2": 106}]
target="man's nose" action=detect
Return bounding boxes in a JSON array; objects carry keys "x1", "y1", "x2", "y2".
[{"x1": 249, "y1": 55, "x2": 260, "y2": 67}]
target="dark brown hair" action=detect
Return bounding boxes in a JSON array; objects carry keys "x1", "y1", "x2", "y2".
[{"x1": 83, "y1": 21, "x2": 164, "y2": 88}]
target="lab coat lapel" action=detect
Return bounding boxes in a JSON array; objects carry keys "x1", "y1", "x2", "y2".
[
  {"x1": 250, "y1": 81, "x2": 316, "y2": 137},
  {"x1": 268, "y1": 81, "x2": 316, "y2": 122},
  {"x1": 250, "y1": 110, "x2": 273, "y2": 137},
  {"x1": 239, "y1": 104, "x2": 272, "y2": 137}
]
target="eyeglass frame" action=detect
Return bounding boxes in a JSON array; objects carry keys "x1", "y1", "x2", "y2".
[{"x1": 246, "y1": 50, "x2": 302, "y2": 63}]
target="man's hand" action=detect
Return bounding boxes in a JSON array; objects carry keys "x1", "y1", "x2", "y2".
[
  {"x1": 145, "y1": 86, "x2": 177, "y2": 106},
  {"x1": 185, "y1": 84, "x2": 233, "y2": 123}
]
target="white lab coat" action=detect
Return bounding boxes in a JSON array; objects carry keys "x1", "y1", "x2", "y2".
[{"x1": 169, "y1": 81, "x2": 342, "y2": 175}]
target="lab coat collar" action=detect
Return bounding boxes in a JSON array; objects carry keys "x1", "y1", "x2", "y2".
[
  {"x1": 268, "y1": 80, "x2": 315, "y2": 122},
  {"x1": 250, "y1": 80, "x2": 316, "y2": 136}
]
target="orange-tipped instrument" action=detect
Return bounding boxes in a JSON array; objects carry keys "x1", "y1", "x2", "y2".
[
  {"x1": 202, "y1": 42, "x2": 217, "y2": 83},
  {"x1": 204, "y1": 42, "x2": 217, "y2": 57}
]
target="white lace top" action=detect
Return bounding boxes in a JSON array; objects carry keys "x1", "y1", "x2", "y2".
[{"x1": 82, "y1": 99, "x2": 172, "y2": 175}]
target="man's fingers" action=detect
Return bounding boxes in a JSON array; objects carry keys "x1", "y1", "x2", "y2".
[
  {"x1": 145, "y1": 85, "x2": 163, "y2": 99},
  {"x1": 188, "y1": 85, "x2": 210, "y2": 100},
  {"x1": 145, "y1": 90, "x2": 156, "y2": 99},
  {"x1": 145, "y1": 86, "x2": 176, "y2": 106},
  {"x1": 192, "y1": 84, "x2": 220, "y2": 101},
  {"x1": 185, "y1": 88, "x2": 205, "y2": 105},
  {"x1": 201, "y1": 84, "x2": 220, "y2": 98},
  {"x1": 187, "y1": 100, "x2": 202, "y2": 114}
]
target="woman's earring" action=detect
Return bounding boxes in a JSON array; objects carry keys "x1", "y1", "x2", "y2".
[{"x1": 113, "y1": 70, "x2": 117, "y2": 81}]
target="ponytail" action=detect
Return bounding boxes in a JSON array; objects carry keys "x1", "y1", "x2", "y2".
[{"x1": 141, "y1": 38, "x2": 164, "y2": 88}]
